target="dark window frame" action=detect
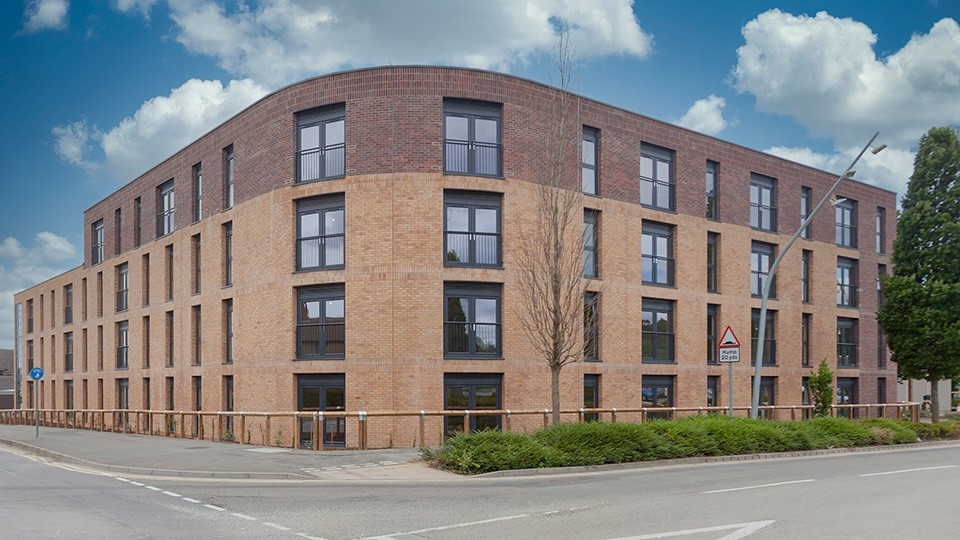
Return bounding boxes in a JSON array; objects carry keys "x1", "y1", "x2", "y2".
[
  {"x1": 582, "y1": 126, "x2": 599, "y2": 196},
  {"x1": 584, "y1": 291, "x2": 600, "y2": 362},
  {"x1": 707, "y1": 304, "x2": 719, "y2": 365},
  {"x1": 192, "y1": 162, "x2": 203, "y2": 223},
  {"x1": 706, "y1": 160, "x2": 719, "y2": 220},
  {"x1": 835, "y1": 198, "x2": 857, "y2": 248},
  {"x1": 707, "y1": 232, "x2": 719, "y2": 293},
  {"x1": 224, "y1": 299, "x2": 234, "y2": 364},
  {"x1": 296, "y1": 105, "x2": 346, "y2": 183},
  {"x1": 802, "y1": 313, "x2": 812, "y2": 367},
  {"x1": 707, "y1": 375, "x2": 720, "y2": 408},
  {"x1": 642, "y1": 221, "x2": 675, "y2": 287},
  {"x1": 750, "y1": 173, "x2": 777, "y2": 232},
  {"x1": 801, "y1": 250, "x2": 812, "y2": 303},
  {"x1": 444, "y1": 190, "x2": 502, "y2": 268},
  {"x1": 296, "y1": 194, "x2": 345, "y2": 272},
  {"x1": 443, "y1": 373, "x2": 503, "y2": 436},
  {"x1": 223, "y1": 145, "x2": 235, "y2": 209},
  {"x1": 192, "y1": 305, "x2": 202, "y2": 366},
  {"x1": 800, "y1": 186, "x2": 812, "y2": 239},
  {"x1": 223, "y1": 222, "x2": 234, "y2": 287},
  {"x1": 642, "y1": 375, "x2": 675, "y2": 419},
  {"x1": 639, "y1": 143, "x2": 675, "y2": 211},
  {"x1": 642, "y1": 299, "x2": 675, "y2": 364},
  {"x1": 116, "y1": 320, "x2": 129, "y2": 369},
  {"x1": 443, "y1": 99, "x2": 503, "y2": 178},
  {"x1": 92, "y1": 220, "x2": 105, "y2": 265},
  {"x1": 876, "y1": 207, "x2": 885, "y2": 254},
  {"x1": 837, "y1": 317, "x2": 858, "y2": 368},
  {"x1": 751, "y1": 241, "x2": 777, "y2": 298},
  {"x1": 837, "y1": 257, "x2": 859, "y2": 308},
  {"x1": 64, "y1": 332, "x2": 73, "y2": 372},
  {"x1": 584, "y1": 209, "x2": 600, "y2": 278},
  {"x1": 296, "y1": 373, "x2": 347, "y2": 448},
  {"x1": 584, "y1": 374, "x2": 600, "y2": 422},
  {"x1": 751, "y1": 308, "x2": 777, "y2": 366},
  {"x1": 134, "y1": 197, "x2": 142, "y2": 247},
  {"x1": 192, "y1": 234, "x2": 202, "y2": 295},
  {"x1": 116, "y1": 263, "x2": 129, "y2": 313},
  {"x1": 444, "y1": 282, "x2": 502, "y2": 359},
  {"x1": 63, "y1": 284, "x2": 73, "y2": 325},
  {"x1": 156, "y1": 179, "x2": 175, "y2": 238},
  {"x1": 296, "y1": 285, "x2": 346, "y2": 360}
]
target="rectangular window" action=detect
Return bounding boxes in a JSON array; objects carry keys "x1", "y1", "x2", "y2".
[
  {"x1": 114, "y1": 208, "x2": 122, "y2": 255},
  {"x1": 584, "y1": 292, "x2": 600, "y2": 361},
  {"x1": 142, "y1": 378, "x2": 151, "y2": 430},
  {"x1": 97, "y1": 325, "x2": 103, "y2": 371},
  {"x1": 81, "y1": 278, "x2": 87, "y2": 321},
  {"x1": 750, "y1": 241, "x2": 777, "y2": 297},
  {"x1": 65, "y1": 380, "x2": 74, "y2": 410},
  {"x1": 192, "y1": 305, "x2": 202, "y2": 366},
  {"x1": 801, "y1": 250, "x2": 812, "y2": 303},
  {"x1": 800, "y1": 186, "x2": 812, "y2": 239},
  {"x1": 165, "y1": 311, "x2": 174, "y2": 367},
  {"x1": 749, "y1": 173, "x2": 777, "y2": 231},
  {"x1": 297, "y1": 105, "x2": 346, "y2": 182},
  {"x1": 707, "y1": 304, "x2": 719, "y2": 364},
  {"x1": 26, "y1": 299, "x2": 33, "y2": 333},
  {"x1": 39, "y1": 294, "x2": 44, "y2": 331},
  {"x1": 192, "y1": 162, "x2": 202, "y2": 222},
  {"x1": 878, "y1": 264, "x2": 887, "y2": 308},
  {"x1": 116, "y1": 320, "x2": 129, "y2": 369},
  {"x1": 50, "y1": 289, "x2": 56, "y2": 329},
  {"x1": 116, "y1": 263, "x2": 129, "y2": 312},
  {"x1": 443, "y1": 373, "x2": 502, "y2": 436},
  {"x1": 877, "y1": 378, "x2": 887, "y2": 407},
  {"x1": 223, "y1": 222, "x2": 233, "y2": 287},
  {"x1": 802, "y1": 313, "x2": 811, "y2": 367},
  {"x1": 837, "y1": 377, "x2": 857, "y2": 418},
  {"x1": 642, "y1": 221, "x2": 674, "y2": 286},
  {"x1": 583, "y1": 209, "x2": 600, "y2": 278},
  {"x1": 443, "y1": 99, "x2": 502, "y2": 177},
  {"x1": 444, "y1": 282, "x2": 501, "y2": 358},
  {"x1": 165, "y1": 244, "x2": 174, "y2": 301},
  {"x1": 876, "y1": 207, "x2": 885, "y2": 254},
  {"x1": 117, "y1": 379, "x2": 129, "y2": 411},
  {"x1": 81, "y1": 329, "x2": 87, "y2": 371},
  {"x1": 878, "y1": 324, "x2": 887, "y2": 369},
  {"x1": 223, "y1": 299, "x2": 233, "y2": 364},
  {"x1": 297, "y1": 374, "x2": 346, "y2": 447},
  {"x1": 142, "y1": 315, "x2": 150, "y2": 369},
  {"x1": 444, "y1": 191, "x2": 501, "y2": 267},
  {"x1": 165, "y1": 376, "x2": 174, "y2": 411},
  {"x1": 706, "y1": 161, "x2": 719, "y2": 219},
  {"x1": 837, "y1": 257, "x2": 858, "y2": 308},
  {"x1": 296, "y1": 285, "x2": 345, "y2": 359},
  {"x1": 640, "y1": 143, "x2": 674, "y2": 210},
  {"x1": 92, "y1": 220, "x2": 105, "y2": 265},
  {"x1": 707, "y1": 376, "x2": 720, "y2": 408},
  {"x1": 582, "y1": 127, "x2": 598, "y2": 195},
  {"x1": 223, "y1": 145, "x2": 235, "y2": 209},
  {"x1": 707, "y1": 232, "x2": 719, "y2": 292},
  {"x1": 192, "y1": 234, "x2": 201, "y2": 294},
  {"x1": 142, "y1": 254, "x2": 150, "y2": 306},
  {"x1": 835, "y1": 198, "x2": 857, "y2": 248},
  {"x1": 751, "y1": 309, "x2": 777, "y2": 366},
  {"x1": 27, "y1": 340, "x2": 33, "y2": 371},
  {"x1": 64, "y1": 332, "x2": 73, "y2": 372},
  {"x1": 50, "y1": 335, "x2": 56, "y2": 374},
  {"x1": 642, "y1": 299, "x2": 674, "y2": 363},
  {"x1": 223, "y1": 375, "x2": 234, "y2": 435},
  {"x1": 642, "y1": 375, "x2": 675, "y2": 420},
  {"x1": 756, "y1": 376, "x2": 776, "y2": 418},
  {"x1": 584, "y1": 374, "x2": 600, "y2": 422},
  {"x1": 134, "y1": 197, "x2": 142, "y2": 247},
  {"x1": 96, "y1": 272, "x2": 103, "y2": 317},
  {"x1": 193, "y1": 376, "x2": 202, "y2": 411},
  {"x1": 157, "y1": 179, "x2": 175, "y2": 237},
  {"x1": 837, "y1": 317, "x2": 858, "y2": 368},
  {"x1": 63, "y1": 284, "x2": 73, "y2": 325},
  {"x1": 297, "y1": 194, "x2": 345, "y2": 271}
]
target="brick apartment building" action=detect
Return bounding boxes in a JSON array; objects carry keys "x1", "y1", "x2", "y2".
[{"x1": 13, "y1": 66, "x2": 896, "y2": 448}]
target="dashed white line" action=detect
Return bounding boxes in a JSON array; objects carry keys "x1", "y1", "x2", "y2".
[
  {"x1": 702, "y1": 479, "x2": 815, "y2": 494},
  {"x1": 115, "y1": 477, "x2": 130, "y2": 482},
  {"x1": 145, "y1": 486, "x2": 161, "y2": 491},
  {"x1": 232, "y1": 512, "x2": 258, "y2": 521},
  {"x1": 204, "y1": 504, "x2": 226, "y2": 511},
  {"x1": 263, "y1": 522, "x2": 291, "y2": 531},
  {"x1": 162, "y1": 490, "x2": 182, "y2": 497},
  {"x1": 860, "y1": 465, "x2": 957, "y2": 477},
  {"x1": 182, "y1": 497, "x2": 201, "y2": 504},
  {"x1": 129, "y1": 481, "x2": 145, "y2": 486},
  {"x1": 377, "y1": 513, "x2": 531, "y2": 537},
  {"x1": 295, "y1": 533, "x2": 328, "y2": 540}
]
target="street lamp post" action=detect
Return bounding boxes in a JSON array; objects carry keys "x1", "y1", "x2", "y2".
[{"x1": 750, "y1": 132, "x2": 884, "y2": 419}]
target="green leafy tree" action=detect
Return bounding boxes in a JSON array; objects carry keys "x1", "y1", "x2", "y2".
[
  {"x1": 878, "y1": 127, "x2": 960, "y2": 423},
  {"x1": 809, "y1": 359, "x2": 834, "y2": 418}
]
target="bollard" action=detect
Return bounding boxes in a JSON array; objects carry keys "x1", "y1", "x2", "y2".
[
  {"x1": 543, "y1": 409, "x2": 549, "y2": 429},
  {"x1": 579, "y1": 407, "x2": 585, "y2": 423},
  {"x1": 419, "y1": 411, "x2": 426, "y2": 449},
  {"x1": 313, "y1": 412, "x2": 321, "y2": 450},
  {"x1": 238, "y1": 413, "x2": 245, "y2": 444},
  {"x1": 505, "y1": 410, "x2": 512, "y2": 433},
  {"x1": 358, "y1": 411, "x2": 368, "y2": 450},
  {"x1": 791, "y1": 406, "x2": 796, "y2": 421},
  {"x1": 612, "y1": 408, "x2": 618, "y2": 423}
]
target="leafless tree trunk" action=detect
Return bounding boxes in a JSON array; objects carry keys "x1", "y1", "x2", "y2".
[{"x1": 515, "y1": 33, "x2": 598, "y2": 425}]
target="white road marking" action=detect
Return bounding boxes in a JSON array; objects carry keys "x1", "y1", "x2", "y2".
[
  {"x1": 295, "y1": 533, "x2": 329, "y2": 540},
  {"x1": 860, "y1": 465, "x2": 957, "y2": 477},
  {"x1": 162, "y1": 490, "x2": 181, "y2": 497},
  {"x1": 204, "y1": 504, "x2": 226, "y2": 511},
  {"x1": 115, "y1": 477, "x2": 130, "y2": 482},
  {"x1": 608, "y1": 520, "x2": 776, "y2": 540},
  {"x1": 702, "y1": 479, "x2": 814, "y2": 494},
  {"x1": 232, "y1": 512, "x2": 258, "y2": 521},
  {"x1": 145, "y1": 486, "x2": 161, "y2": 491},
  {"x1": 263, "y1": 522, "x2": 291, "y2": 531},
  {"x1": 129, "y1": 481, "x2": 145, "y2": 486},
  {"x1": 370, "y1": 513, "x2": 531, "y2": 538},
  {"x1": 182, "y1": 497, "x2": 201, "y2": 503}
]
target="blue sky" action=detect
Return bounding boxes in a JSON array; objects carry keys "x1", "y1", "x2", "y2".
[{"x1": 1, "y1": 0, "x2": 959, "y2": 348}]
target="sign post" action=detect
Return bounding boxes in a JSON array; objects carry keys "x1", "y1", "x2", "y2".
[
  {"x1": 718, "y1": 326, "x2": 741, "y2": 418},
  {"x1": 29, "y1": 367, "x2": 43, "y2": 438}
]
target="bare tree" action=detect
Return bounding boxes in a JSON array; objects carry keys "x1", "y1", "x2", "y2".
[{"x1": 515, "y1": 34, "x2": 598, "y2": 425}]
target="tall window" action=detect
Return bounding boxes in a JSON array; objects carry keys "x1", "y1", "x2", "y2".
[
  {"x1": 837, "y1": 318, "x2": 858, "y2": 368},
  {"x1": 26, "y1": 299, "x2": 33, "y2": 333},
  {"x1": 192, "y1": 162, "x2": 202, "y2": 222},
  {"x1": 116, "y1": 263, "x2": 129, "y2": 312},
  {"x1": 707, "y1": 376, "x2": 720, "y2": 408},
  {"x1": 296, "y1": 285, "x2": 345, "y2": 359},
  {"x1": 706, "y1": 161, "x2": 719, "y2": 219},
  {"x1": 193, "y1": 376, "x2": 202, "y2": 412},
  {"x1": 223, "y1": 222, "x2": 233, "y2": 287},
  {"x1": 64, "y1": 332, "x2": 73, "y2": 372},
  {"x1": 114, "y1": 208, "x2": 122, "y2": 255},
  {"x1": 142, "y1": 315, "x2": 150, "y2": 369},
  {"x1": 878, "y1": 324, "x2": 887, "y2": 369},
  {"x1": 444, "y1": 191, "x2": 501, "y2": 267},
  {"x1": 443, "y1": 99, "x2": 502, "y2": 177},
  {"x1": 165, "y1": 245, "x2": 174, "y2": 301},
  {"x1": 801, "y1": 313, "x2": 811, "y2": 367},
  {"x1": 837, "y1": 257, "x2": 858, "y2": 307},
  {"x1": 142, "y1": 254, "x2": 150, "y2": 306},
  {"x1": 877, "y1": 263, "x2": 887, "y2": 308},
  {"x1": 584, "y1": 292, "x2": 599, "y2": 361},
  {"x1": 582, "y1": 127, "x2": 598, "y2": 195},
  {"x1": 835, "y1": 198, "x2": 857, "y2": 248},
  {"x1": 642, "y1": 299, "x2": 674, "y2": 363},
  {"x1": 297, "y1": 374, "x2": 346, "y2": 447},
  {"x1": 583, "y1": 374, "x2": 600, "y2": 422},
  {"x1": 166, "y1": 377, "x2": 174, "y2": 411},
  {"x1": 837, "y1": 378, "x2": 857, "y2": 417},
  {"x1": 92, "y1": 220, "x2": 104, "y2": 265},
  {"x1": 117, "y1": 379, "x2": 130, "y2": 411},
  {"x1": 165, "y1": 311, "x2": 174, "y2": 367},
  {"x1": 751, "y1": 309, "x2": 776, "y2": 366},
  {"x1": 640, "y1": 143, "x2": 674, "y2": 210},
  {"x1": 192, "y1": 305, "x2": 202, "y2": 365},
  {"x1": 800, "y1": 186, "x2": 812, "y2": 239},
  {"x1": 116, "y1": 320, "x2": 129, "y2": 369},
  {"x1": 641, "y1": 221, "x2": 674, "y2": 286},
  {"x1": 876, "y1": 207, "x2": 885, "y2": 253},
  {"x1": 801, "y1": 250, "x2": 812, "y2": 303},
  {"x1": 223, "y1": 299, "x2": 233, "y2": 364},
  {"x1": 444, "y1": 282, "x2": 501, "y2": 358},
  {"x1": 707, "y1": 232, "x2": 719, "y2": 292},
  {"x1": 297, "y1": 194, "x2": 345, "y2": 271},
  {"x1": 750, "y1": 241, "x2": 777, "y2": 297},
  {"x1": 157, "y1": 179, "x2": 175, "y2": 237},
  {"x1": 223, "y1": 375, "x2": 234, "y2": 435},
  {"x1": 192, "y1": 234, "x2": 202, "y2": 294},
  {"x1": 63, "y1": 284, "x2": 73, "y2": 325},
  {"x1": 444, "y1": 373, "x2": 501, "y2": 436},
  {"x1": 223, "y1": 145, "x2": 235, "y2": 209},
  {"x1": 297, "y1": 106, "x2": 345, "y2": 182},
  {"x1": 750, "y1": 173, "x2": 777, "y2": 231},
  {"x1": 134, "y1": 197, "x2": 142, "y2": 247},
  {"x1": 27, "y1": 340, "x2": 33, "y2": 371},
  {"x1": 642, "y1": 376, "x2": 675, "y2": 420},
  {"x1": 707, "y1": 304, "x2": 719, "y2": 364},
  {"x1": 583, "y1": 209, "x2": 599, "y2": 278},
  {"x1": 97, "y1": 325, "x2": 103, "y2": 370}
]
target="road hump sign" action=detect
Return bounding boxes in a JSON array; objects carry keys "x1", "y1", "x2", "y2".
[{"x1": 718, "y1": 326, "x2": 741, "y2": 349}]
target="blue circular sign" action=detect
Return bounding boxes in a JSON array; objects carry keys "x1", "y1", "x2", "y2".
[{"x1": 29, "y1": 367, "x2": 44, "y2": 380}]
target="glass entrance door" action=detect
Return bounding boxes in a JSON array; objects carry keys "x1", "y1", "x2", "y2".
[{"x1": 298, "y1": 374, "x2": 345, "y2": 448}]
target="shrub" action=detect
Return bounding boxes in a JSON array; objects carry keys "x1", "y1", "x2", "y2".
[{"x1": 423, "y1": 429, "x2": 569, "y2": 474}]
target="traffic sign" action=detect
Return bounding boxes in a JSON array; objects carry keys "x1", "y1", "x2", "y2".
[
  {"x1": 718, "y1": 326, "x2": 741, "y2": 348},
  {"x1": 29, "y1": 367, "x2": 44, "y2": 380},
  {"x1": 719, "y1": 348, "x2": 740, "y2": 363}
]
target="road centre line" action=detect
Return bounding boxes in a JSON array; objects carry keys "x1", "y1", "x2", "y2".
[
  {"x1": 232, "y1": 512, "x2": 258, "y2": 521},
  {"x1": 182, "y1": 497, "x2": 201, "y2": 503},
  {"x1": 162, "y1": 490, "x2": 181, "y2": 497},
  {"x1": 369, "y1": 513, "x2": 532, "y2": 538},
  {"x1": 204, "y1": 504, "x2": 226, "y2": 511},
  {"x1": 144, "y1": 485, "x2": 161, "y2": 491},
  {"x1": 860, "y1": 465, "x2": 957, "y2": 477},
  {"x1": 264, "y1": 522, "x2": 292, "y2": 531},
  {"x1": 702, "y1": 479, "x2": 815, "y2": 494}
]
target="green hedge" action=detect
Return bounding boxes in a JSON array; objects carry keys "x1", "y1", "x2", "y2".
[{"x1": 423, "y1": 415, "x2": 957, "y2": 475}]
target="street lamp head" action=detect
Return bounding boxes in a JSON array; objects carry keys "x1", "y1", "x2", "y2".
[
  {"x1": 843, "y1": 170, "x2": 856, "y2": 179},
  {"x1": 871, "y1": 144, "x2": 887, "y2": 155},
  {"x1": 830, "y1": 196, "x2": 849, "y2": 207}
]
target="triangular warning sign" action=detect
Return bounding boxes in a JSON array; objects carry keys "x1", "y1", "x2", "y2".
[{"x1": 718, "y1": 326, "x2": 741, "y2": 348}]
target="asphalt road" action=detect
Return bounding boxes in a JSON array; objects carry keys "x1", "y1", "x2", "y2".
[{"x1": 2, "y1": 444, "x2": 958, "y2": 539}]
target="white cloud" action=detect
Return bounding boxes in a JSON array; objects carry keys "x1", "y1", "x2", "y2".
[
  {"x1": 765, "y1": 144, "x2": 915, "y2": 196},
  {"x1": 676, "y1": 95, "x2": 727, "y2": 135},
  {"x1": 0, "y1": 232, "x2": 78, "y2": 349},
  {"x1": 21, "y1": 0, "x2": 69, "y2": 33},
  {"x1": 54, "y1": 78, "x2": 268, "y2": 181},
  {"x1": 113, "y1": 0, "x2": 157, "y2": 19},
  {"x1": 167, "y1": 0, "x2": 653, "y2": 87}
]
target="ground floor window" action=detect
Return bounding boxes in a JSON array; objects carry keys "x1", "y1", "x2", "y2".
[
  {"x1": 837, "y1": 377, "x2": 858, "y2": 418},
  {"x1": 642, "y1": 375, "x2": 674, "y2": 420},
  {"x1": 707, "y1": 376, "x2": 719, "y2": 408},
  {"x1": 753, "y1": 376, "x2": 776, "y2": 419},
  {"x1": 116, "y1": 378, "x2": 129, "y2": 429},
  {"x1": 877, "y1": 377, "x2": 887, "y2": 417},
  {"x1": 444, "y1": 373, "x2": 502, "y2": 437},
  {"x1": 297, "y1": 374, "x2": 345, "y2": 448},
  {"x1": 584, "y1": 374, "x2": 600, "y2": 422},
  {"x1": 802, "y1": 377, "x2": 811, "y2": 419}
]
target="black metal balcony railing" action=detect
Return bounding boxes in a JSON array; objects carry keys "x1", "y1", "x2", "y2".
[
  {"x1": 837, "y1": 345, "x2": 858, "y2": 368},
  {"x1": 297, "y1": 323, "x2": 346, "y2": 357},
  {"x1": 64, "y1": 307, "x2": 72, "y2": 325},
  {"x1": 444, "y1": 322, "x2": 500, "y2": 356},
  {"x1": 297, "y1": 144, "x2": 346, "y2": 182},
  {"x1": 640, "y1": 178, "x2": 675, "y2": 210},
  {"x1": 641, "y1": 255, "x2": 674, "y2": 286},
  {"x1": 444, "y1": 139, "x2": 502, "y2": 177},
  {"x1": 157, "y1": 210, "x2": 174, "y2": 237},
  {"x1": 445, "y1": 232, "x2": 500, "y2": 266},
  {"x1": 116, "y1": 291, "x2": 128, "y2": 312},
  {"x1": 116, "y1": 347, "x2": 128, "y2": 369},
  {"x1": 298, "y1": 234, "x2": 345, "y2": 269},
  {"x1": 837, "y1": 284, "x2": 858, "y2": 307}
]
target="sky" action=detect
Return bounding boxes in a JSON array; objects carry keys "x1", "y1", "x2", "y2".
[{"x1": 1, "y1": 0, "x2": 959, "y2": 349}]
